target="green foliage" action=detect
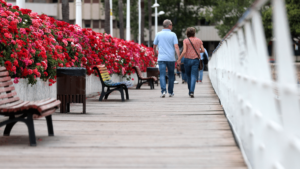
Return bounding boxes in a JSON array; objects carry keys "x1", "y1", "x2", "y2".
[
  {"x1": 156, "y1": 0, "x2": 204, "y2": 42},
  {"x1": 17, "y1": 14, "x2": 32, "y2": 28},
  {"x1": 262, "y1": 0, "x2": 300, "y2": 42},
  {"x1": 285, "y1": 0, "x2": 300, "y2": 42},
  {"x1": 112, "y1": 0, "x2": 140, "y2": 42},
  {"x1": 201, "y1": 0, "x2": 254, "y2": 38},
  {"x1": 261, "y1": 6, "x2": 272, "y2": 41}
]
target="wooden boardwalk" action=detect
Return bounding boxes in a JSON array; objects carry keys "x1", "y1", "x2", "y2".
[{"x1": 0, "y1": 72, "x2": 247, "y2": 169}]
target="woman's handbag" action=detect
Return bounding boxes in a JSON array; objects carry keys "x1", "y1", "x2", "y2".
[{"x1": 187, "y1": 38, "x2": 203, "y2": 70}]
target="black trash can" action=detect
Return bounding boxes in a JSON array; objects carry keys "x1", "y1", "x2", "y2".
[{"x1": 57, "y1": 67, "x2": 86, "y2": 113}]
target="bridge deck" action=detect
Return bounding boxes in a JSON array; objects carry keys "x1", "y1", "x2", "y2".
[{"x1": 0, "y1": 72, "x2": 247, "y2": 168}]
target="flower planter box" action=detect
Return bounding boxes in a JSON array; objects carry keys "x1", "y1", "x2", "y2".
[{"x1": 13, "y1": 73, "x2": 145, "y2": 101}]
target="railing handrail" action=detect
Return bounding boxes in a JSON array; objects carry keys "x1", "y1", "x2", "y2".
[{"x1": 209, "y1": 0, "x2": 300, "y2": 168}]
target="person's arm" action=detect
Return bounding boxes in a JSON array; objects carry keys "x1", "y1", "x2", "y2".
[
  {"x1": 177, "y1": 42, "x2": 186, "y2": 65},
  {"x1": 153, "y1": 35, "x2": 159, "y2": 57},
  {"x1": 153, "y1": 45, "x2": 158, "y2": 57},
  {"x1": 174, "y1": 44, "x2": 180, "y2": 61},
  {"x1": 205, "y1": 49, "x2": 209, "y2": 59},
  {"x1": 200, "y1": 44, "x2": 205, "y2": 53}
]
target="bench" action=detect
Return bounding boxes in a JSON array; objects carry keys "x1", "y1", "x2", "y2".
[
  {"x1": 0, "y1": 66, "x2": 61, "y2": 146},
  {"x1": 93, "y1": 65, "x2": 131, "y2": 101},
  {"x1": 133, "y1": 66, "x2": 157, "y2": 89},
  {"x1": 147, "y1": 67, "x2": 159, "y2": 86}
]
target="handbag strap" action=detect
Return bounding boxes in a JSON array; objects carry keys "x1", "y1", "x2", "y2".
[{"x1": 187, "y1": 38, "x2": 200, "y2": 59}]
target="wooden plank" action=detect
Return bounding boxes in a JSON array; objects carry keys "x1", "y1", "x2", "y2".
[{"x1": 0, "y1": 72, "x2": 247, "y2": 168}]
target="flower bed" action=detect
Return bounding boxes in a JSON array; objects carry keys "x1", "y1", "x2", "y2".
[{"x1": 0, "y1": 0, "x2": 156, "y2": 85}]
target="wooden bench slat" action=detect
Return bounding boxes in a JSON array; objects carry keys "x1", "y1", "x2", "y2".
[
  {"x1": 0, "y1": 96, "x2": 20, "y2": 106},
  {"x1": 34, "y1": 108, "x2": 56, "y2": 119},
  {"x1": 0, "y1": 76, "x2": 11, "y2": 82},
  {"x1": 0, "y1": 86, "x2": 15, "y2": 93},
  {"x1": 0, "y1": 100, "x2": 25, "y2": 108},
  {"x1": 0, "y1": 71, "x2": 9, "y2": 77},
  {"x1": 0, "y1": 67, "x2": 7, "y2": 71},
  {"x1": 33, "y1": 98, "x2": 56, "y2": 107},
  {"x1": 0, "y1": 91, "x2": 17, "y2": 99},
  {"x1": 0, "y1": 81, "x2": 13, "y2": 87},
  {"x1": 0, "y1": 101, "x2": 29, "y2": 113},
  {"x1": 38, "y1": 100, "x2": 61, "y2": 112}
]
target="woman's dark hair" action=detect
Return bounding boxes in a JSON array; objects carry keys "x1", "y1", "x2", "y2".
[{"x1": 186, "y1": 27, "x2": 196, "y2": 37}]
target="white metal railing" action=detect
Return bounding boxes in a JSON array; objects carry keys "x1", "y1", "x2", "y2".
[{"x1": 209, "y1": 0, "x2": 300, "y2": 168}]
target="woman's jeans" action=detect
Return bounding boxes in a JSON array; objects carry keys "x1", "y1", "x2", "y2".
[
  {"x1": 184, "y1": 58, "x2": 199, "y2": 94},
  {"x1": 158, "y1": 61, "x2": 175, "y2": 94},
  {"x1": 198, "y1": 61, "x2": 204, "y2": 81},
  {"x1": 181, "y1": 64, "x2": 187, "y2": 82}
]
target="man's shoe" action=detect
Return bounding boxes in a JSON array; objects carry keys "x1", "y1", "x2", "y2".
[
  {"x1": 182, "y1": 80, "x2": 185, "y2": 84},
  {"x1": 189, "y1": 93, "x2": 194, "y2": 98},
  {"x1": 160, "y1": 91, "x2": 166, "y2": 98},
  {"x1": 169, "y1": 93, "x2": 174, "y2": 97},
  {"x1": 174, "y1": 81, "x2": 179, "y2": 84}
]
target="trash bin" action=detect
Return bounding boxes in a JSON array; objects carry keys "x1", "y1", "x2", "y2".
[{"x1": 57, "y1": 67, "x2": 86, "y2": 113}]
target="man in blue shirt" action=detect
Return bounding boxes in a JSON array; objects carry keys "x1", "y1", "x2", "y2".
[
  {"x1": 153, "y1": 19, "x2": 180, "y2": 98},
  {"x1": 198, "y1": 48, "x2": 209, "y2": 83}
]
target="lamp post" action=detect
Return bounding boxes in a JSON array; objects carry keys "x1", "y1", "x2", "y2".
[
  {"x1": 126, "y1": 0, "x2": 131, "y2": 41},
  {"x1": 151, "y1": 0, "x2": 159, "y2": 36},
  {"x1": 16, "y1": 0, "x2": 25, "y2": 9},
  {"x1": 151, "y1": 10, "x2": 164, "y2": 35},
  {"x1": 138, "y1": 0, "x2": 141, "y2": 44},
  {"x1": 75, "y1": 0, "x2": 82, "y2": 28},
  {"x1": 110, "y1": 0, "x2": 113, "y2": 37}
]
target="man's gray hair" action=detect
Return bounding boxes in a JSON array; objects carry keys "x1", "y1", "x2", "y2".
[{"x1": 163, "y1": 19, "x2": 172, "y2": 28}]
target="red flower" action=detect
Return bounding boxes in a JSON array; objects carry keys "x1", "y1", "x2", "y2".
[
  {"x1": 4, "y1": 61, "x2": 12, "y2": 71},
  {"x1": 27, "y1": 69, "x2": 33, "y2": 75},
  {"x1": 20, "y1": 9, "x2": 32, "y2": 15},
  {"x1": 44, "y1": 72, "x2": 48, "y2": 76}
]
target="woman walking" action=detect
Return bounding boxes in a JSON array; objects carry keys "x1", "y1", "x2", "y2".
[{"x1": 177, "y1": 27, "x2": 204, "y2": 97}]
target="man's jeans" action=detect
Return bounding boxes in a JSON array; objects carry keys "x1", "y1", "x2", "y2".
[
  {"x1": 184, "y1": 58, "x2": 199, "y2": 94},
  {"x1": 158, "y1": 61, "x2": 175, "y2": 94},
  {"x1": 198, "y1": 61, "x2": 204, "y2": 81}
]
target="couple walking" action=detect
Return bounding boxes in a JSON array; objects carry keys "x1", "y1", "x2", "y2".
[{"x1": 153, "y1": 19, "x2": 205, "y2": 98}]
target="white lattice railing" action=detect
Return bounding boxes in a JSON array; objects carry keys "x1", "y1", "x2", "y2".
[{"x1": 209, "y1": 0, "x2": 300, "y2": 168}]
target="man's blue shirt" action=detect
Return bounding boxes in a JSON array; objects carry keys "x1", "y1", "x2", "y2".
[
  {"x1": 153, "y1": 29, "x2": 178, "y2": 62},
  {"x1": 200, "y1": 48, "x2": 209, "y2": 60}
]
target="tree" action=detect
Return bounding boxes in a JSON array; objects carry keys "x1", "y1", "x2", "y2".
[
  {"x1": 262, "y1": 0, "x2": 300, "y2": 44},
  {"x1": 201, "y1": 0, "x2": 254, "y2": 38},
  {"x1": 105, "y1": 0, "x2": 110, "y2": 34},
  {"x1": 62, "y1": 0, "x2": 69, "y2": 23},
  {"x1": 118, "y1": 0, "x2": 124, "y2": 39},
  {"x1": 113, "y1": 0, "x2": 139, "y2": 42},
  {"x1": 156, "y1": 0, "x2": 209, "y2": 42}
]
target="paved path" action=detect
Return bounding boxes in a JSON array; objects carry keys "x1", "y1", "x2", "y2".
[{"x1": 0, "y1": 72, "x2": 247, "y2": 169}]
